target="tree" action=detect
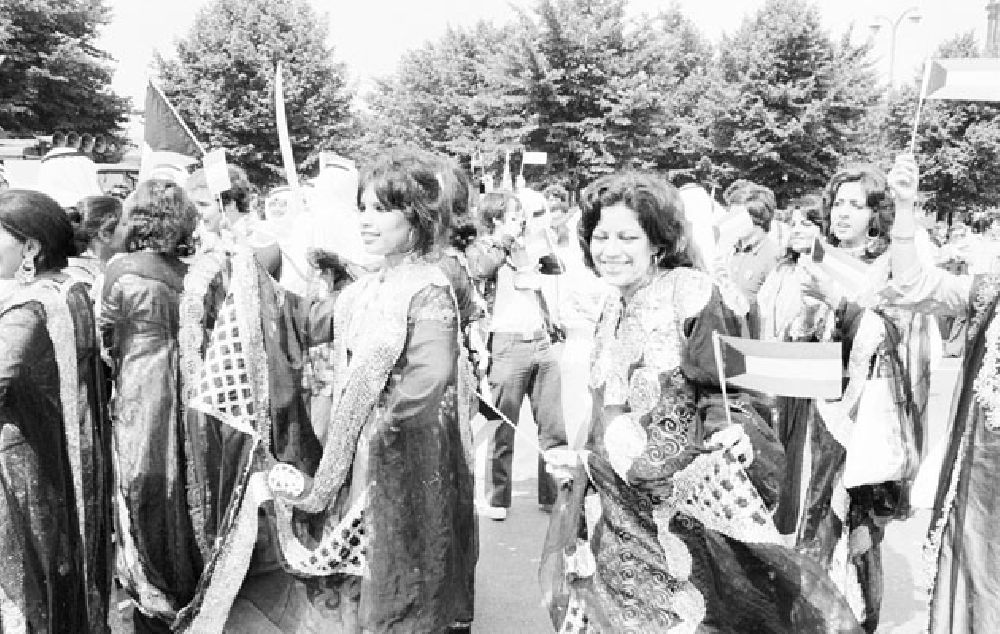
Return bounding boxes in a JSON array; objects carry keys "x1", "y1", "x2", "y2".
[
  {"x1": 157, "y1": 0, "x2": 355, "y2": 187},
  {"x1": 500, "y1": 0, "x2": 713, "y2": 189},
  {"x1": 705, "y1": 0, "x2": 881, "y2": 202},
  {"x1": 361, "y1": 22, "x2": 516, "y2": 169},
  {"x1": 0, "y1": 0, "x2": 130, "y2": 135}
]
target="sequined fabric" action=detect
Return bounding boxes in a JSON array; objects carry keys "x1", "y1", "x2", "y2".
[
  {"x1": 0, "y1": 276, "x2": 112, "y2": 633},
  {"x1": 541, "y1": 267, "x2": 861, "y2": 633}
]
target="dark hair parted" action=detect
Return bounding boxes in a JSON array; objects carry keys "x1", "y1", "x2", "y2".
[
  {"x1": 74, "y1": 195, "x2": 123, "y2": 253},
  {"x1": 478, "y1": 191, "x2": 520, "y2": 234},
  {"x1": 357, "y1": 150, "x2": 452, "y2": 254},
  {"x1": 122, "y1": 179, "x2": 198, "y2": 256},
  {"x1": 823, "y1": 163, "x2": 894, "y2": 259},
  {"x1": 0, "y1": 189, "x2": 77, "y2": 271},
  {"x1": 578, "y1": 172, "x2": 691, "y2": 272}
]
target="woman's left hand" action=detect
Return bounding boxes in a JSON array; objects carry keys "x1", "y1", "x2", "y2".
[
  {"x1": 706, "y1": 424, "x2": 754, "y2": 467},
  {"x1": 800, "y1": 261, "x2": 847, "y2": 308}
]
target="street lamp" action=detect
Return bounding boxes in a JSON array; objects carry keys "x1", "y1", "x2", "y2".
[{"x1": 869, "y1": 6, "x2": 923, "y2": 89}]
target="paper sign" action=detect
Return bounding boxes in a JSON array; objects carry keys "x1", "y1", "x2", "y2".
[
  {"x1": 203, "y1": 148, "x2": 231, "y2": 197},
  {"x1": 522, "y1": 151, "x2": 548, "y2": 165}
]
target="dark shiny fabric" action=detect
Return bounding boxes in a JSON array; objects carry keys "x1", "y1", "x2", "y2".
[
  {"x1": 0, "y1": 279, "x2": 112, "y2": 633},
  {"x1": 100, "y1": 252, "x2": 201, "y2": 622},
  {"x1": 772, "y1": 304, "x2": 912, "y2": 634},
  {"x1": 927, "y1": 274, "x2": 1000, "y2": 632}
]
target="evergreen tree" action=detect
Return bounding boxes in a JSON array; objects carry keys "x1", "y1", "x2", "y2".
[
  {"x1": 157, "y1": 0, "x2": 355, "y2": 186},
  {"x1": 0, "y1": 0, "x2": 129, "y2": 136},
  {"x1": 706, "y1": 0, "x2": 880, "y2": 202},
  {"x1": 361, "y1": 22, "x2": 515, "y2": 170},
  {"x1": 502, "y1": 0, "x2": 711, "y2": 188}
]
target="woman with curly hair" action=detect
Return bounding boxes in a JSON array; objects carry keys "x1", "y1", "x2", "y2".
[
  {"x1": 765, "y1": 160, "x2": 928, "y2": 632},
  {"x1": 540, "y1": 172, "x2": 861, "y2": 633},
  {"x1": 98, "y1": 179, "x2": 202, "y2": 633}
]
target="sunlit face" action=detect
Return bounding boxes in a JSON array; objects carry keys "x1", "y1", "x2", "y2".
[
  {"x1": 499, "y1": 200, "x2": 524, "y2": 237},
  {"x1": 788, "y1": 209, "x2": 822, "y2": 254},
  {"x1": 830, "y1": 181, "x2": 873, "y2": 247},
  {"x1": 0, "y1": 225, "x2": 26, "y2": 279},
  {"x1": 188, "y1": 186, "x2": 224, "y2": 234},
  {"x1": 589, "y1": 204, "x2": 655, "y2": 295},
  {"x1": 357, "y1": 185, "x2": 415, "y2": 256},
  {"x1": 523, "y1": 196, "x2": 552, "y2": 234}
]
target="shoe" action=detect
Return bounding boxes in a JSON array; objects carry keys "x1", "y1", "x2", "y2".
[{"x1": 479, "y1": 505, "x2": 508, "y2": 521}]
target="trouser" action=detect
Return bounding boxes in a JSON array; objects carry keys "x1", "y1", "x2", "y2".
[{"x1": 485, "y1": 331, "x2": 567, "y2": 507}]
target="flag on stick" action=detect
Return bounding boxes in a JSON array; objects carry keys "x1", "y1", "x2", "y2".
[
  {"x1": 911, "y1": 58, "x2": 1000, "y2": 151},
  {"x1": 203, "y1": 148, "x2": 231, "y2": 198},
  {"x1": 141, "y1": 81, "x2": 204, "y2": 179},
  {"x1": 713, "y1": 333, "x2": 842, "y2": 399},
  {"x1": 811, "y1": 237, "x2": 870, "y2": 292},
  {"x1": 501, "y1": 150, "x2": 513, "y2": 191}
]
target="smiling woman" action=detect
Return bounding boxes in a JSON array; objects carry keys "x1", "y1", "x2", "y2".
[{"x1": 541, "y1": 171, "x2": 862, "y2": 633}]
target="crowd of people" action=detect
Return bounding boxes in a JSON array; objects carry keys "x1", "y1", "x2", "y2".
[{"x1": 0, "y1": 142, "x2": 995, "y2": 634}]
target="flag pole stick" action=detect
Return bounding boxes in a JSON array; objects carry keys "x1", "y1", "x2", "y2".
[
  {"x1": 473, "y1": 389, "x2": 544, "y2": 456},
  {"x1": 910, "y1": 59, "x2": 933, "y2": 154},
  {"x1": 711, "y1": 331, "x2": 735, "y2": 429}
]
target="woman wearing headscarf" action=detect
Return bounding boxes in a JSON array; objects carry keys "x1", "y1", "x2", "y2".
[
  {"x1": 99, "y1": 179, "x2": 202, "y2": 632},
  {"x1": 0, "y1": 190, "x2": 112, "y2": 632}
]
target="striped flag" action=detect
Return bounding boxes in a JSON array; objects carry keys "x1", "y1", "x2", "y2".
[
  {"x1": 713, "y1": 333, "x2": 842, "y2": 399},
  {"x1": 920, "y1": 58, "x2": 1000, "y2": 102}
]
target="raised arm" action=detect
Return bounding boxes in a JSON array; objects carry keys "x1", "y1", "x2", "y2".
[{"x1": 886, "y1": 154, "x2": 973, "y2": 316}]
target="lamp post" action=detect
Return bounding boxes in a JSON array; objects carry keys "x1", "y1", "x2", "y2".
[{"x1": 869, "y1": 6, "x2": 923, "y2": 90}]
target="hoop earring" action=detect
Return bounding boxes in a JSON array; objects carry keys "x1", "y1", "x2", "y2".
[{"x1": 15, "y1": 255, "x2": 35, "y2": 285}]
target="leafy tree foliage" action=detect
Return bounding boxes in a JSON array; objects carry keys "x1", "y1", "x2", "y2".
[
  {"x1": 158, "y1": 0, "x2": 355, "y2": 186},
  {"x1": 361, "y1": 22, "x2": 515, "y2": 169},
  {"x1": 705, "y1": 0, "x2": 881, "y2": 202},
  {"x1": 0, "y1": 0, "x2": 129, "y2": 136}
]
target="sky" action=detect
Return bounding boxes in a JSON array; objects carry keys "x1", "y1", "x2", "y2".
[{"x1": 98, "y1": 0, "x2": 991, "y2": 106}]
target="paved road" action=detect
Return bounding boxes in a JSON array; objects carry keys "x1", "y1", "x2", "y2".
[{"x1": 474, "y1": 358, "x2": 963, "y2": 633}]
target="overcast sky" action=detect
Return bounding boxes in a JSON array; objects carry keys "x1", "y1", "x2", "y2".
[{"x1": 99, "y1": 0, "x2": 990, "y2": 105}]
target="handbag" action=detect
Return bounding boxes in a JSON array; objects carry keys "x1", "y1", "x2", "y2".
[{"x1": 842, "y1": 377, "x2": 907, "y2": 488}]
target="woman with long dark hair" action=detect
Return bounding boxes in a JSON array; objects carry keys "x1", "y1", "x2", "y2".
[
  {"x1": 0, "y1": 189, "x2": 112, "y2": 632},
  {"x1": 760, "y1": 162, "x2": 924, "y2": 632}
]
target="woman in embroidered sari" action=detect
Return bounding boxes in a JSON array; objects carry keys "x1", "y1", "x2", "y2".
[
  {"x1": 0, "y1": 190, "x2": 112, "y2": 632},
  {"x1": 540, "y1": 172, "x2": 860, "y2": 633},
  {"x1": 99, "y1": 179, "x2": 202, "y2": 633},
  {"x1": 885, "y1": 155, "x2": 1000, "y2": 633},
  {"x1": 759, "y1": 164, "x2": 922, "y2": 632},
  {"x1": 263, "y1": 150, "x2": 476, "y2": 633}
]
